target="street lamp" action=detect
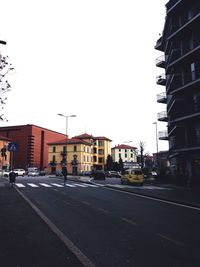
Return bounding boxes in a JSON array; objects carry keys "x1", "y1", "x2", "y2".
[
  {"x1": 57, "y1": 114, "x2": 76, "y2": 137},
  {"x1": 0, "y1": 40, "x2": 6, "y2": 45},
  {"x1": 153, "y1": 122, "x2": 159, "y2": 169}
]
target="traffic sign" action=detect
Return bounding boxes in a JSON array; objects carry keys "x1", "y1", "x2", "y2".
[{"x1": 7, "y1": 142, "x2": 18, "y2": 152}]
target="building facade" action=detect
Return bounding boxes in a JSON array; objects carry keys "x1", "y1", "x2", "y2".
[
  {"x1": 0, "y1": 125, "x2": 66, "y2": 170},
  {"x1": 155, "y1": 0, "x2": 200, "y2": 185},
  {"x1": 111, "y1": 144, "x2": 137, "y2": 164},
  {"x1": 47, "y1": 133, "x2": 112, "y2": 174}
]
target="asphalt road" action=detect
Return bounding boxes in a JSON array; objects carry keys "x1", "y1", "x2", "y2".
[{"x1": 10, "y1": 176, "x2": 200, "y2": 267}]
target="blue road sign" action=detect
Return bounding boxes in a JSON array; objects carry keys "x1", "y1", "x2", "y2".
[{"x1": 7, "y1": 142, "x2": 18, "y2": 152}]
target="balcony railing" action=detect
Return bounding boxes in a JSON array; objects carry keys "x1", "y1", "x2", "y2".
[
  {"x1": 157, "y1": 111, "x2": 168, "y2": 122},
  {"x1": 168, "y1": 7, "x2": 200, "y2": 35},
  {"x1": 166, "y1": 0, "x2": 182, "y2": 12},
  {"x1": 156, "y1": 73, "x2": 166, "y2": 86},
  {"x1": 155, "y1": 37, "x2": 164, "y2": 51},
  {"x1": 157, "y1": 92, "x2": 167, "y2": 104},
  {"x1": 158, "y1": 130, "x2": 168, "y2": 140},
  {"x1": 156, "y1": 55, "x2": 165, "y2": 68}
]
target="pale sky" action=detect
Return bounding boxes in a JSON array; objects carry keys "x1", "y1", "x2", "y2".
[{"x1": 0, "y1": 0, "x2": 168, "y2": 155}]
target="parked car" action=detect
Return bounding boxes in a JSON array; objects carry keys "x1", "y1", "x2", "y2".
[
  {"x1": 13, "y1": 169, "x2": 26, "y2": 176},
  {"x1": 55, "y1": 170, "x2": 63, "y2": 176},
  {"x1": 82, "y1": 171, "x2": 93, "y2": 177},
  {"x1": 1, "y1": 170, "x2": 10, "y2": 177},
  {"x1": 121, "y1": 168, "x2": 144, "y2": 186},
  {"x1": 150, "y1": 171, "x2": 158, "y2": 178},
  {"x1": 91, "y1": 170, "x2": 106, "y2": 180},
  {"x1": 39, "y1": 170, "x2": 46, "y2": 176},
  {"x1": 28, "y1": 171, "x2": 40, "y2": 177},
  {"x1": 106, "y1": 171, "x2": 121, "y2": 178}
]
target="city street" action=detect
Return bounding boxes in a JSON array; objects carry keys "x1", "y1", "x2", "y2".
[{"x1": 1, "y1": 176, "x2": 200, "y2": 267}]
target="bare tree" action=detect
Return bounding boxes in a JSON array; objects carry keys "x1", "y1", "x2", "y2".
[
  {"x1": 139, "y1": 141, "x2": 145, "y2": 169},
  {"x1": 0, "y1": 51, "x2": 14, "y2": 121}
]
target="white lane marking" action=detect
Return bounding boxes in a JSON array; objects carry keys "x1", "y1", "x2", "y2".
[
  {"x1": 39, "y1": 183, "x2": 52, "y2": 187},
  {"x1": 64, "y1": 183, "x2": 76, "y2": 187},
  {"x1": 15, "y1": 183, "x2": 25, "y2": 188},
  {"x1": 97, "y1": 208, "x2": 110, "y2": 214},
  {"x1": 107, "y1": 184, "x2": 171, "y2": 190},
  {"x1": 15, "y1": 187, "x2": 96, "y2": 267},
  {"x1": 91, "y1": 183, "x2": 104, "y2": 187},
  {"x1": 156, "y1": 233, "x2": 185, "y2": 247},
  {"x1": 27, "y1": 183, "x2": 39, "y2": 187},
  {"x1": 84, "y1": 184, "x2": 98, "y2": 187},
  {"x1": 73, "y1": 183, "x2": 87, "y2": 187},
  {"x1": 51, "y1": 183, "x2": 64, "y2": 187},
  {"x1": 103, "y1": 187, "x2": 200, "y2": 211},
  {"x1": 120, "y1": 217, "x2": 138, "y2": 226},
  {"x1": 81, "y1": 201, "x2": 91, "y2": 206}
]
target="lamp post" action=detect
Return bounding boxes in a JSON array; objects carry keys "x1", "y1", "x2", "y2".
[
  {"x1": 57, "y1": 114, "x2": 76, "y2": 137},
  {"x1": 153, "y1": 122, "x2": 159, "y2": 169},
  {"x1": 0, "y1": 40, "x2": 6, "y2": 45}
]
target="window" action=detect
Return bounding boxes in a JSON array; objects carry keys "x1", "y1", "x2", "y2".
[
  {"x1": 131, "y1": 154, "x2": 133, "y2": 158},
  {"x1": 83, "y1": 146, "x2": 85, "y2": 152},
  {"x1": 99, "y1": 158, "x2": 104, "y2": 163},
  {"x1": 63, "y1": 146, "x2": 67, "y2": 153},
  {"x1": 98, "y1": 149, "x2": 104, "y2": 155},
  {"x1": 53, "y1": 146, "x2": 56, "y2": 153},
  {"x1": 119, "y1": 153, "x2": 121, "y2": 158},
  {"x1": 119, "y1": 149, "x2": 121, "y2": 152},
  {"x1": 52, "y1": 155, "x2": 56, "y2": 162},
  {"x1": 125, "y1": 149, "x2": 127, "y2": 152},
  {"x1": 98, "y1": 140, "x2": 104, "y2": 146},
  {"x1": 125, "y1": 154, "x2": 127, "y2": 158},
  {"x1": 74, "y1": 146, "x2": 77, "y2": 152},
  {"x1": 191, "y1": 62, "x2": 196, "y2": 81},
  {"x1": 83, "y1": 155, "x2": 86, "y2": 162}
]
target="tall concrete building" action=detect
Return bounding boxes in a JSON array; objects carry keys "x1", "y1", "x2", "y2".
[{"x1": 155, "y1": 0, "x2": 200, "y2": 185}]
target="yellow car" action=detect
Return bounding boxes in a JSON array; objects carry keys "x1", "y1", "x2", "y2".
[{"x1": 121, "y1": 169, "x2": 144, "y2": 186}]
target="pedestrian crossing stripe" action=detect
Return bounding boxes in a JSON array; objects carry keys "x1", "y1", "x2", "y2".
[
  {"x1": 39, "y1": 183, "x2": 52, "y2": 187},
  {"x1": 50, "y1": 183, "x2": 64, "y2": 187},
  {"x1": 28, "y1": 183, "x2": 39, "y2": 187},
  {"x1": 14, "y1": 182, "x2": 99, "y2": 189}
]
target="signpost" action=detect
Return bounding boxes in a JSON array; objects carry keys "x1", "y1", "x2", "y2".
[{"x1": 7, "y1": 142, "x2": 18, "y2": 170}]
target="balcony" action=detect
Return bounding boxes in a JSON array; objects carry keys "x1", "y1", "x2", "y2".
[
  {"x1": 166, "y1": 0, "x2": 182, "y2": 13},
  {"x1": 156, "y1": 55, "x2": 165, "y2": 68},
  {"x1": 156, "y1": 74, "x2": 166, "y2": 86},
  {"x1": 157, "y1": 92, "x2": 167, "y2": 104},
  {"x1": 166, "y1": 73, "x2": 182, "y2": 93},
  {"x1": 158, "y1": 130, "x2": 168, "y2": 140},
  {"x1": 155, "y1": 36, "x2": 164, "y2": 51},
  {"x1": 167, "y1": 95, "x2": 184, "y2": 114},
  {"x1": 158, "y1": 111, "x2": 168, "y2": 122},
  {"x1": 168, "y1": 11, "x2": 200, "y2": 39}
]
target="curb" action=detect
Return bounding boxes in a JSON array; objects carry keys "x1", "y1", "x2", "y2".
[{"x1": 100, "y1": 184, "x2": 200, "y2": 210}]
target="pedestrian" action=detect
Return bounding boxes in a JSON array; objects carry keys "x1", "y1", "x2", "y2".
[
  {"x1": 9, "y1": 170, "x2": 16, "y2": 186},
  {"x1": 62, "y1": 167, "x2": 68, "y2": 185}
]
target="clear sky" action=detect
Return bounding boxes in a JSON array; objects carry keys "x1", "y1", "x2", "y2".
[{"x1": 0, "y1": 0, "x2": 168, "y2": 155}]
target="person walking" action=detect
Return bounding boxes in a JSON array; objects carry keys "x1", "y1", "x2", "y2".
[
  {"x1": 62, "y1": 167, "x2": 68, "y2": 185},
  {"x1": 9, "y1": 170, "x2": 16, "y2": 186}
]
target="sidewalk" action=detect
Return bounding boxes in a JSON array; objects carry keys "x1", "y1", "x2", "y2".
[{"x1": 0, "y1": 180, "x2": 85, "y2": 267}]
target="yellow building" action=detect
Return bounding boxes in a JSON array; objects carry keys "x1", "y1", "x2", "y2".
[
  {"x1": 0, "y1": 136, "x2": 11, "y2": 171},
  {"x1": 47, "y1": 133, "x2": 112, "y2": 174}
]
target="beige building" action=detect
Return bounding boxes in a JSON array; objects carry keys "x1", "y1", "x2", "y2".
[
  {"x1": 111, "y1": 144, "x2": 137, "y2": 163},
  {"x1": 47, "y1": 133, "x2": 112, "y2": 174}
]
